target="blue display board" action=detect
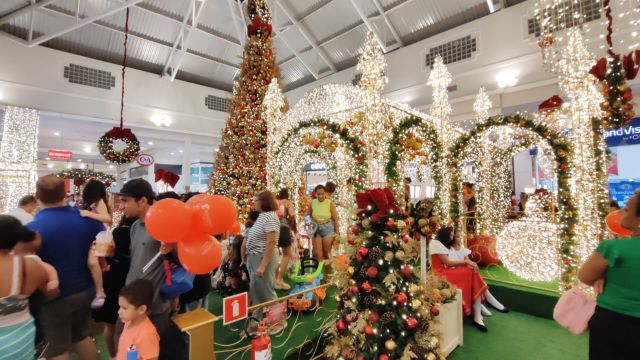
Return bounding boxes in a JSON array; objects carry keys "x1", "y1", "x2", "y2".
[
  {"x1": 604, "y1": 117, "x2": 640, "y2": 147},
  {"x1": 608, "y1": 180, "x2": 640, "y2": 207}
]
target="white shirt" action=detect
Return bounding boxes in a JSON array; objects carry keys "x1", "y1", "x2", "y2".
[
  {"x1": 4, "y1": 207, "x2": 34, "y2": 225},
  {"x1": 448, "y1": 246, "x2": 471, "y2": 261},
  {"x1": 246, "y1": 211, "x2": 280, "y2": 255},
  {"x1": 428, "y1": 240, "x2": 449, "y2": 255}
]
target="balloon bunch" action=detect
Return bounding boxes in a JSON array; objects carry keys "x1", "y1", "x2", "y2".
[{"x1": 145, "y1": 194, "x2": 243, "y2": 274}]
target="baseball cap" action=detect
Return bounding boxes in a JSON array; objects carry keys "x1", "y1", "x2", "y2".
[{"x1": 115, "y1": 178, "x2": 155, "y2": 200}]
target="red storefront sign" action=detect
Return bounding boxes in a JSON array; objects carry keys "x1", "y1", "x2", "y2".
[{"x1": 48, "y1": 150, "x2": 72, "y2": 160}]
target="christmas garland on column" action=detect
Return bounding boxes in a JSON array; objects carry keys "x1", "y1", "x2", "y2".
[{"x1": 98, "y1": 7, "x2": 140, "y2": 164}]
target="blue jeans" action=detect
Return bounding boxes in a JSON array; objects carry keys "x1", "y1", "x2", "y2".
[{"x1": 315, "y1": 220, "x2": 335, "y2": 238}]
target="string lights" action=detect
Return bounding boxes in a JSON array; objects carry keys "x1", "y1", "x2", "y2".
[
  {"x1": 496, "y1": 194, "x2": 561, "y2": 282},
  {"x1": 0, "y1": 106, "x2": 39, "y2": 213},
  {"x1": 428, "y1": 56, "x2": 453, "y2": 218}
]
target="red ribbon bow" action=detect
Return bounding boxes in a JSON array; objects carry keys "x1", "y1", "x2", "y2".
[
  {"x1": 589, "y1": 57, "x2": 607, "y2": 81},
  {"x1": 538, "y1": 95, "x2": 564, "y2": 114},
  {"x1": 105, "y1": 127, "x2": 137, "y2": 141},
  {"x1": 355, "y1": 187, "x2": 400, "y2": 216},
  {"x1": 154, "y1": 169, "x2": 180, "y2": 188},
  {"x1": 247, "y1": 17, "x2": 272, "y2": 37}
]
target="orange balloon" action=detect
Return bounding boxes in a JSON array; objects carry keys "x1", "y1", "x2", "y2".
[
  {"x1": 186, "y1": 194, "x2": 237, "y2": 234},
  {"x1": 605, "y1": 210, "x2": 632, "y2": 237},
  {"x1": 145, "y1": 199, "x2": 191, "y2": 243},
  {"x1": 178, "y1": 231, "x2": 222, "y2": 274},
  {"x1": 228, "y1": 221, "x2": 242, "y2": 236}
]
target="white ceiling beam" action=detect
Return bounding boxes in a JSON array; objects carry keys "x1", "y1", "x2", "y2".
[
  {"x1": 275, "y1": 0, "x2": 336, "y2": 72},
  {"x1": 168, "y1": 0, "x2": 210, "y2": 81},
  {"x1": 272, "y1": 26, "x2": 318, "y2": 79},
  {"x1": 37, "y1": 6, "x2": 239, "y2": 70},
  {"x1": 225, "y1": 0, "x2": 245, "y2": 47},
  {"x1": 370, "y1": 0, "x2": 404, "y2": 47},
  {"x1": 0, "y1": 0, "x2": 60, "y2": 26},
  {"x1": 28, "y1": 0, "x2": 147, "y2": 47},
  {"x1": 28, "y1": 0, "x2": 36, "y2": 42},
  {"x1": 162, "y1": 0, "x2": 197, "y2": 78},
  {"x1": 348, "y1": 0, "x2": 389, "y2": 53}
]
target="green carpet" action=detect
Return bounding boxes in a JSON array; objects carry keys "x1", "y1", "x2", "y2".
[
  {"x1": 448, "y1": 310, "x2": 588, "y2": 360},
  {"x1": 479, "y1": 265, "x2": 559, "y2": 293}
]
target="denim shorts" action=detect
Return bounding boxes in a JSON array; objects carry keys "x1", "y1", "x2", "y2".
[{"x1": 315, "y1": 220, "x2": 335, "y2": 238}]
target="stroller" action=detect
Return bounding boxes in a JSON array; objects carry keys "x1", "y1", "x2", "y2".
[{"x1": 287, "y1": 232, "x2": 326, "y2": 312}]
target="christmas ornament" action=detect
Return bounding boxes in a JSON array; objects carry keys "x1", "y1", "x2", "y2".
[
  {"x1": 361, "y1": 281, "x2": 372, "y2": 292},
  {"x1": 364, "y1": 325, "x2": 375, "y2": 337},
  {"x1": 351, "y1": 224, "x2": 361, "y2": 235},
  {"x1": 430, "y1": 305, "x2": 440, "y2": 316},
  {"x1": 400, "y1": 265, "x2": 413, "y2": 277},
  {"x1": 367, "y1": 266, "x2": 378, "y2": 278},
  {"x1": 368, "y1": 311, "x2": 380, "y2": 323},
  {"x1": 384, "y1": 339, "x2": 397, "y2": 351},
  {"x1": 378, "y1": 355, "x2": 389, "y2": 360},
  {"x1": 405, "y1": 317, "x2": 418, "y2": 330},
  {"x1": 336, "y1": 319, "x2": 347, "y2": 332},
  {"x1": 349, "y1": 285, "x2": 360, "y2": 295},
  {"x1": 395, "y1": 293, "x2": 407, "y2": 306},
  {"x1": 358, "y1": 247, "x2": 369, "y2": 258}
]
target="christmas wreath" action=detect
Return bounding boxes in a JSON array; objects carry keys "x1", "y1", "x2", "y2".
[
  {"x1": 56, "y1": 169, "x2": 115, "y2": 187},
  {"x1": 98, "y1": 127, "x2": 140, "y2": 164}
]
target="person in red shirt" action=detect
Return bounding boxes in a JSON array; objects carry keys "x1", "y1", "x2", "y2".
[{"x1": 116, "y1": 279, "x2": 160, "y2": 360}]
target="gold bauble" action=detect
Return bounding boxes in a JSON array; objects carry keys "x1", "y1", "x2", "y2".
[
  {"x1": 384, "y1": 339, "x2": 397, "y2": 351},
  {"x1": 347, "y1": 266, "x2": 355, "y2": 275},
  {"x1": 384, "y1": 251, "x2": 394, "y2": 262}
]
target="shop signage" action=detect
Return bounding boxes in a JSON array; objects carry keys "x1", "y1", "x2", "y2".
[
  {"x1": 48, "y1": 150, "x2": 72, "y2": 159},
  {"x1": 136, "y1": 153, "x2": 154, "y2": 167},
  {"x1": 604, "y1": 117, "x2": 640, "y2": 147}
]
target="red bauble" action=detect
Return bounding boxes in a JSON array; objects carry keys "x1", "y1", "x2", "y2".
[
  {"x1": 312, "y1": 140, "x2": 321, "y2": 149},
  {"x1": 405, "y1": 317, "x2": 418, "y2": 330},
  {"x1": 351, "y1": 224, "x2": 361, "y2": 235},
  {"x1": 368, "y1": 311, "x2": 380, "y2": 323},
  {"x1": 337, "y1": 319, "x2": 347, "y2": 332},
  {"x1": 364, "y1": 325, "x2": 375, "y2": 337},
  {"x1": 361, "y1": 281, "x2": 372, "y2": 292},
  {"x1": 367, "y1": 266, "x2": 378, "y2": 278},
  {"x1": 385, "y1": 220, "x2": 396, "y2": 228},
  {"x1": 402, "y1": 234, "x2": 410, "y2": 243},
  {"x1": 379, "y1": 355, "x2": 389, "y2": 360},
  {"x1": 431, "y1": 305, "x2": 440, "y2": 316},
  {"x1": 357, "y1": 357, "x2": 364, "y2": 360},
  {"x1": 358, "y1": 247, "x2": 370, "y2": 258},
  {"x1": 395, "y1": 292, "x2": 408, "y2": 306},
  {"x1": 348, "y1": 285, "x2": 360, "y2": 295},
  {"x1": 400, "y1": 265, "x2": 413, "y2": 277},
  {"x1": 356, "y1": 254, "x2": 364, "y2": 263},
  {"x1": 348, "y1": 237, "x2": 356, "y2": 245}
]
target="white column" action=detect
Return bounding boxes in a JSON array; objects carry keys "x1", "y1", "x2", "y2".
[
  {"x1": 0, "y1": 106, "x2": 39, "y2": 212},
  {"x1": 181, "y1": 139, "x2": 192, "y2": 193}
]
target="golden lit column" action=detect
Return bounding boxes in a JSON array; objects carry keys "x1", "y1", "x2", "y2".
[
  {"x1": 263, "y1": 78, "x2": 287, "y2": 191},
  {"x1": 427, "y1": 56, "x2": 453, "y2": 218},
  {"x1": 356, "y1": 31, "x2": 389, "y2": 187},
  {"x1": 558, "y1": 30, "x2": 607, "y2": 272},
  {"x1": 0, "y1": 106, "x2": 39, "y2": 213}
]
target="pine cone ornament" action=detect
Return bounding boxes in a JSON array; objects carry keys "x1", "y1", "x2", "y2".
[
  {"x1": 418, "y1": 319, "x2": 430, "y2": 332},
  {"x1": 359, "y1": 266, "x2": 368, "y2": 278},
  {"x1": 363, "y1": 293, "x2": 376, "y2": 306},
  {"x1": 381, "y1": 312, "x2": 395, "y2": 324},
  {"x1": 370, "y1": 247, "x2": 383, "y2": 260}
]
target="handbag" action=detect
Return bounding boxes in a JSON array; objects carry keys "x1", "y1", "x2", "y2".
[
  {"x1": 553, "y1": 287, "x2": 596, "y2": 335},
  {"x1": 160, "y1": 260, "x2": 195, "y2": 299}
]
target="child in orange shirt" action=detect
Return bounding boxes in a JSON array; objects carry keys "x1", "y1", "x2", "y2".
[{"x1": 116, "y1": 279, "x2": 160, "y2": 360}]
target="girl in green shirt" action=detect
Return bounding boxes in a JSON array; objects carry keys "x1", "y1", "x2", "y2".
[{"x1": 578, "y1": 191, "x2": 640, "y2": 360}]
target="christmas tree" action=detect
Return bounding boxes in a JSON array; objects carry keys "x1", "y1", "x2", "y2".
[
  {"x1": 209, "y1": 0, "x2": 282, "y2": 217},
  {"x1": 326, "y1": 188, "x2": 456, "y2": 360}
]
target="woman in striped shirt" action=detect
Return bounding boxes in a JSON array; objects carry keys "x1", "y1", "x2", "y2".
[{"x1": 246, "y1": 191, "x2": 280, "y2": 319}]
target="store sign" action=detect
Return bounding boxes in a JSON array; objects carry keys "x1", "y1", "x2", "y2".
[
  {"x1": 604, "y1": 117, "x2": 640, "y2": 147},
  {"x1": 136, "y1": 153, "x2": 154, "y2": 167},
  {"x1": 609, "y1": 180, "x2": 640, "y2": 207},
  {"x1": 48, "y1": 150, "x2": 72, "y2": 159}
]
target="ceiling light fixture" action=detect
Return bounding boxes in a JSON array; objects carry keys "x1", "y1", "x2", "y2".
[
  {"x1": 45, "y1": 157, "x2": 50, "y2": 160},
  {"x1": 148, "y1": 141, "x2": 153, "y2": 146},
  {"x1": 47, "y1": 164, "x2": 53, "y2": 169},
  {"x1": 486, "y1": 0, "x2": 495, "y2": 13},
  {"x1": 496, "y1": 70, "x2": 519, "y2": 88},
  {"x1": 83, "y1": 146, "x2": 91, "y2": 153},
  {"x1": 53, "y1": 131, "x2": 61, "y2": 136},
  {"x1": 150, "y1": 114, "x2": 172, "y2": 127},
  {"x1": 108, "y1": 165, "x2": 114, "y2": 169},
  {"x1": 77, "y1": 159, "x2": 82, "y2": 162}
]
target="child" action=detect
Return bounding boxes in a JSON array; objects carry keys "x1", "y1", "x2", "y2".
[
  {"x1": 116, "y1": 279, "x2": 160, "y2": 360},
  {"x1": 79, "y1": 179, "x2": 113, "y2": 309},
  {"x1": 219, "y1": 235, "x2": 250, "y2": 298}
]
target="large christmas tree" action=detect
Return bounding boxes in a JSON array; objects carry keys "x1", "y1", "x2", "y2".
[
  {"x1": 209, "y1": 0, "x2": 281, "y2": 217},
  {"x1": 326, "y1": 188, "x2": 456, "y2": 360}
]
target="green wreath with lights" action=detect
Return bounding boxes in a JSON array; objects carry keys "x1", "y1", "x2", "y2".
[{"x1": 97, "y1": 127, "x2": 140, "y2": 164}]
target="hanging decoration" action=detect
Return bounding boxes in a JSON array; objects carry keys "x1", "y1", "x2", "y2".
[
  {"x1": 587, "y1": 0, "x2": 638, "y2": 128},
  {"x1": 154, "y1": 169, "x2": 181, "y2": 188},
  {"x1": 98, "y1": 7, "x2": 140, "y2": 164},
  {"x1": 55, "y1": 169, "x2": 115, "y2": 188}
]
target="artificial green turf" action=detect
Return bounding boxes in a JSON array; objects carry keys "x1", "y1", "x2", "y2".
[
  {"x1": 448, "y1": 310, "x2": 588, "y2": 360},
  {"x1": 479, "y1": 265, "x2": 559, "y2": 293}
]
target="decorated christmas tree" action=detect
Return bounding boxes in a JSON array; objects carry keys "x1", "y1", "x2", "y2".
[
  {"x1": 209, "y1": 0, "x2": 282, "y2": 217},
  {"x1": 327, "y1": 188, "x2": 456, "y2": 360}
]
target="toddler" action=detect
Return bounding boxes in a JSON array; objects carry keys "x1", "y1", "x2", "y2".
[{"x1": 116, "y1": 279, "x2": 160, "y2": 360}]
